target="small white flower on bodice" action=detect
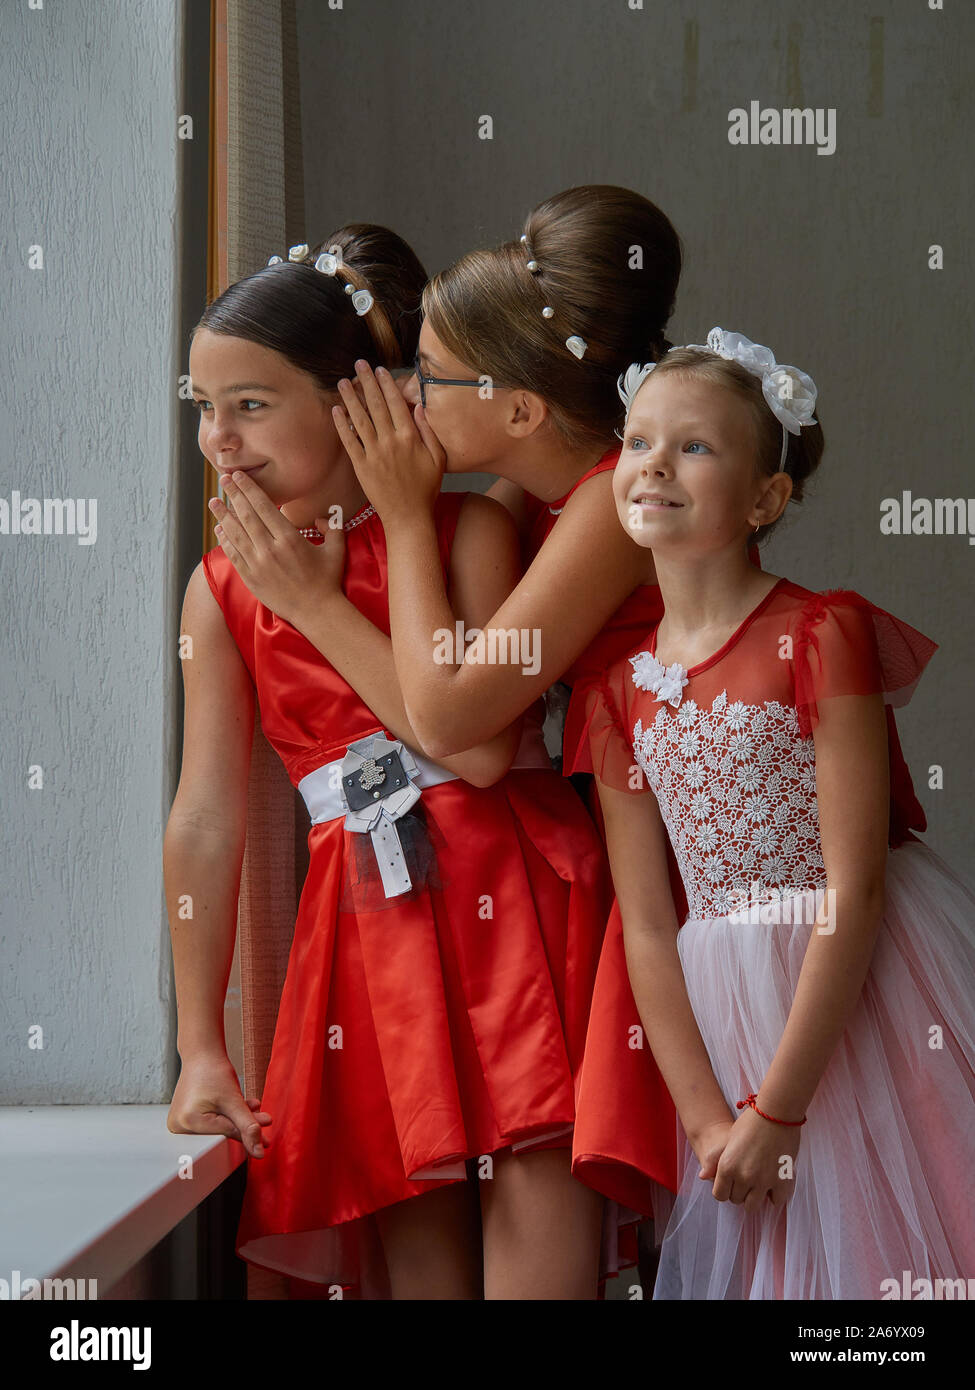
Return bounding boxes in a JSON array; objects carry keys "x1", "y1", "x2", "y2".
[
  {"x1": 629, "y1": 651, "x2": 689, "y2": 708},
  {"x1": 632, "y1": 687, "x2": 827, "y2": 920}
]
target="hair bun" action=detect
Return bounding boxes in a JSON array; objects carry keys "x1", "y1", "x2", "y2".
[
  {"x1": 194, "y1": 224, "x2": 427, "y2": 391},
  {"x1": 316, "y1": 224, "x2": 427, "y2": 368},
  {"x1": 422, "y1": 186, "x2": 682, "y2": 451}
]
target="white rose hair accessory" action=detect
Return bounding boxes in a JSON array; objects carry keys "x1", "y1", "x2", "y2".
[
  {"x1": 617, "y1": 327, "x2": 818, "y2": 471},
  {"x1": 267, "y1": 242, "x2": 375, "y2": 317}
]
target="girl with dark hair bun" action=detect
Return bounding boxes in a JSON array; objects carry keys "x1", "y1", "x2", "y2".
[
  {"x1": 225, "y1": 189, "x2": 732, "y2": 1277},
  {"x1": 164, "y1": 224, "x2": 614, "y2": 1299}
]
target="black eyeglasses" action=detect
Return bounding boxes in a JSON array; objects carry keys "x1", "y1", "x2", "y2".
[{"x1": 413, "y1": 353, "x2": 485, "y2": 408}]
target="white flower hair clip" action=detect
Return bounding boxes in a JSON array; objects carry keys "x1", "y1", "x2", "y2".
[{"x1": 617, "y1": 327, "x2": 818, "y2": 470}]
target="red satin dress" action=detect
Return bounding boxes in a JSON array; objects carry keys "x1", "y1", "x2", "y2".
[
  {"x1": 203, "y1": 491, "x2": 612, "y2": 1296},
  {"x1": 522, "y1": 449, "x2": 764, "y2": 1265}
]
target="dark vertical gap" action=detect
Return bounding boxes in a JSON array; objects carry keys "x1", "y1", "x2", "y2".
[
  {"x1": 166, "y1": 0, "x2": 247, "y2": 1302},
  {"x1": 174, "y1": 0, "x2": 213, "y2": 660},
  {"x1": 165, "y1": 0, "x2": 213, "y2": 1090},
  {"x1": 283, "y1": 0, "x2": 311, "y2": 902},
  {"x1": 195, "y1": 1166, "x2": 248, "y2": 1299},
  {"x1": 281, "y1": 0, "x2": 305, "y2": 246},
  {"x1": 164, "y1": 0, "x2": 213, "y2": 1102}
]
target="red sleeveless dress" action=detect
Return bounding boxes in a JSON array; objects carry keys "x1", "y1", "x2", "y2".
[
  {"x1": 522, "y1": 450, "x2": 764, "y2": 1260},
  {"x1": 203, "y1": 491, "x2": 612, "y2": 1296}
]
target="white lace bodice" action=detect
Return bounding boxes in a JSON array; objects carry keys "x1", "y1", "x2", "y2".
[{"x1": 633, "y1": 689, "x2": 827, "y2": 920}]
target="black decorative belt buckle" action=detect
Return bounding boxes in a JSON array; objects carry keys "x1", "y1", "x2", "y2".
[{"x1": 343, "y1": 749, "x2": 410, "y2": 812}]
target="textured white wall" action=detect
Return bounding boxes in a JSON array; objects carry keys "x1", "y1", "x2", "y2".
[
  {"x1": 0, "y1": 0, "x2": 181, "y2": 1100},
  {"x1": 296, "y1": 0, "x2": 974, "y2": 866}
]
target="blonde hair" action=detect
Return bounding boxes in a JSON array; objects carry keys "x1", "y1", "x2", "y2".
[{"x1": 648, "y1": 349, "x2": 825, "y2": 543}]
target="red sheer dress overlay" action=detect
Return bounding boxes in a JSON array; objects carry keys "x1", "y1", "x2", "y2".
[
  {"x1": 583, "y1": 581, "x2": 939, "y2": 921},
  {"x1": 791, "y1": 588, "x2": 938, "y2": 846},
  {"x1": 576, "y1": 578, "x2": 975, "y2": 1299},
  {"x1": 521, "y1": 451, "x2": 676, "y2": 1228}
]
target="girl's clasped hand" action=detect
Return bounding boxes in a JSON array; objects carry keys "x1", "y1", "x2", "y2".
[{"x1": 696, "y1": 1110, "x2": 801, "y2": 1211}]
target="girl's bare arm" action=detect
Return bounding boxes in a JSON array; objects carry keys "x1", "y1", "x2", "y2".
[
  {"x1": 221, "y1": 364, "x2": 653, "y2": 758},
  {"x1": 302, "y1": 491, "x2": 525, "y2": 784},
  {"x1": 163, "y1": 561, "x2": 255, "y2": 1061},
  {"x1": 210, "y1": 474, "x2": 523, "y2": 785},
  {"x1": 381, "y1": 472, "x2": 653, "y2": 757},
  {"x1": 752, "y1": 691, "x2": 890, "y2": 1121},
  {"x1": 596, "y1": 772, "x2": 735, "y2": 1157}
]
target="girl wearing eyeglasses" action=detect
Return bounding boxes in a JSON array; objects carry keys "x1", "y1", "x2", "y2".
[{"x1": 218, "y1": 188, "x2": 718, "y2": 1283}]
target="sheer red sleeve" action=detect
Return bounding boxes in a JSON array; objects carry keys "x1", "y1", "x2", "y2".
[
  {"x1": 792, "y1": 589, "x2": 939, "y2": 845},
  {"x1": 561, "y1": 675, "x2": 596, "y2": 776},
  {"x1": 566, "y1": 662, "x2": 646, "y2": 794},
  {"x1": 792, "y1": 590, "x2": 938, "y2": 736}
]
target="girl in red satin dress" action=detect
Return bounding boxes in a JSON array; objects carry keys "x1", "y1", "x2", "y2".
[
  {"x1": 223, "y1": 187, "x2": 694, "y2": 1284},
  {"x1": 163, "y1": 226, "x2": 611, "y2": 1300}
]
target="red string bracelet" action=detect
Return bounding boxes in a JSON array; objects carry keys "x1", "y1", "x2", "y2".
[{"x1": 736, "y1": 1093, "x2": 807, "y2": 1126}]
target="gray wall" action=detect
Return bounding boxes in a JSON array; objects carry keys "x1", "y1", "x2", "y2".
[
  {"x1": 0, "y1": 0, "x2": 206, "y2": 1101},
  {"x1": 296, "y1": 0, "x2": 973, "y2": 864}
]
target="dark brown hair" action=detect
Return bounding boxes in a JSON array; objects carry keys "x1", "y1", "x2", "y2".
[
  {"x1": 192, "y1": 223, "x2": 427, "y2": 387},
  {"x1": 422, "y1": 185, "x2": 683, "y2": 453},
  {"x1": 649, "y1": 349, "x2": 825, "y2": 543}
]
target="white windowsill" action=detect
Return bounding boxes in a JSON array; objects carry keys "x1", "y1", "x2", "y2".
[{"x1": 0, "y1": 1106, "x2": 245, "y2": 1297}]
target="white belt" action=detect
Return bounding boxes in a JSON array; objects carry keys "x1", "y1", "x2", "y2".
[{"x1": 298, "y1": 724, "x2": 551, "y2": 899}]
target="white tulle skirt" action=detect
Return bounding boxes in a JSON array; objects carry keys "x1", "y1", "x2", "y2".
[{"x1": 653, "y1": 839, "x2": 975, "y2": 1300}]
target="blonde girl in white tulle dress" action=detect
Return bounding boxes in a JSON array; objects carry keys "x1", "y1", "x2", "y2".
[{"x1": 579, "y1": 329, "x2": 975, "y2": 1299}]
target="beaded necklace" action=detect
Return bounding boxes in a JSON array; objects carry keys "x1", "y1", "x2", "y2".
[{"x1": 294, "y1": 502, "x2": 376, "y2": 543}]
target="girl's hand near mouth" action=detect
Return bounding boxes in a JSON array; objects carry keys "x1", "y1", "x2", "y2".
[{"x1": 208, "y1": 470, "x2": 346, "y2": 632}]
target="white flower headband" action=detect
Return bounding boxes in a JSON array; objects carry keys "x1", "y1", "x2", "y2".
[
  {"x1": 617, "y1": 327, "x2": 818, "y2": 470},
  {"x1": 267, "y1": 242, "x2": 375, "y2": 317}
]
